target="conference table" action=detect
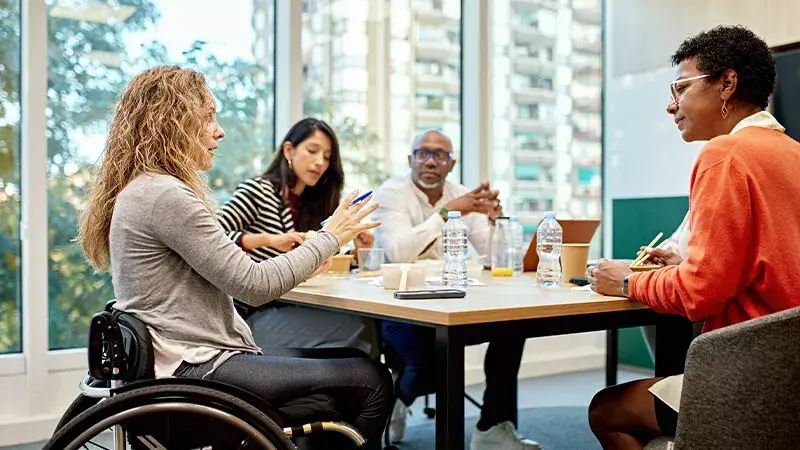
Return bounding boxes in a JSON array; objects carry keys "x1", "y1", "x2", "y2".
[{"x1": 278, "y1": 272, "x2": 693, "y2": 450}]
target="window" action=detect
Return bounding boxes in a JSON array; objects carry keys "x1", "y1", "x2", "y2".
[
  {"x1": 417, "y1": 90, "x2": 445, "y2": 111},
  {"x1": 302, "y1": 0, "x2": 462, "y2": 191},
  {"x1": 418, "y1": 24, "x2": 442, "y2": 44},
  {"x1": 515, "y1": 163, "x2": 540, "y2": 181},
  {"x1": 492, "y1": 0, "x2": 602, "y2": 256},
  {"x1": 0, "y1": 0, "x2": 21, "y2": 354},
  {"x1": 515, "y1": 196, "x2": 553, "y2": 213},
  {"x1": 515, "y1": 163, "x2": 553, "y2": 182},
  {"x1": 513, "y1": 74, "x2": 553, "y2": 91},
  {"x1": 577, "y1": 167, "x2": 601, "y2": 186},
  {"x1": 46, "y1": 0, "x2": 275, "y2": 349},
  {"x1": 515, "y1": 132, "x2": 554, "y2": 152},
  {"x1": 415, "y1": 59, "x2": 442, "y2": 76},
  {"x1": 516, "y1": 104, "x2": 540, "y2": 120},
  {"x1": 516, "y1": 13, "x2": 539, "y2": 29}
]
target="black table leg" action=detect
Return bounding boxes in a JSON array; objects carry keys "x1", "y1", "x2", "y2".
[
  {"x1": 436, "y1": 325, "x2": 465, "y2": 450},
  {"x1": 654, "y1": 315, "x2": 694, "y2": 377},
  {"x1": 606, "y1": 328, "x2": 618, "y2": 386}
]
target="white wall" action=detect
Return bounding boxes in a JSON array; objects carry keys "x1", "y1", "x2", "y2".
[
  {"x1": 465, "y1": 333, "x2": 606, "y2": 387},
  {"x1": 0, "y1": 352, "x2": 85, "y2": 446}
]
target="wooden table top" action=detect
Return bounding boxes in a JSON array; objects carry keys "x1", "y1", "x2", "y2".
[{"x1": 280, "y1": 272, "x2": 645, "y2": 326}]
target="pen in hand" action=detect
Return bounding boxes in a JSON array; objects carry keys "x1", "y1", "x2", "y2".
[{"x1": 320, "y1": 190, "x2": 373, "y2": 227}]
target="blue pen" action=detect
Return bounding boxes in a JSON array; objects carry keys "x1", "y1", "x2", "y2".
[{"x1": 320, "y1": 190, "x2": 373, "y2": 227}]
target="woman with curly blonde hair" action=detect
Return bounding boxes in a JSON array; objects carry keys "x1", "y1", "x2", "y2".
[{"x1": 77, "y1": 66, "x2": 392, "y2": 446}]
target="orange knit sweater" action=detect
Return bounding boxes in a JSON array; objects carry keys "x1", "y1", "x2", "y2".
[{"x1": 629, "y1": 126, "x2": 800, "y2": 332}]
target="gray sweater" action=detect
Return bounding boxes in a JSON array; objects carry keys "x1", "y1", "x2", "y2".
[{"x1": 110, "y1": 173, "x2": 340, "y2": 355}]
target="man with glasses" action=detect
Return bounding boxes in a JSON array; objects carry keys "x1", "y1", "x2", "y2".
[{"x1": 374, "y1": 129, "x2": 539, "y2": 450}]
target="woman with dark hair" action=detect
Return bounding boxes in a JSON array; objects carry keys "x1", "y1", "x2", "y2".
[
  {"x1": 586, "y1": 25, "x2": 800, "y2": 449},
  {"x1": 219, "y1": 117, "x2": 378, "y2": 356}
]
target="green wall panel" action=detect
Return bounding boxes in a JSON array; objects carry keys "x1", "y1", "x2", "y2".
[
  {"x1": 612, "y1": 196, "x2": 689, "y2": 369},
  {"x1": 612, "y1": 196, "x2": 689, "y2": 261}
]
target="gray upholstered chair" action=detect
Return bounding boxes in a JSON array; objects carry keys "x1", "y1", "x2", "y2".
[{"x1": 646, "y1": 305, "x2": 800, "y2": 449}]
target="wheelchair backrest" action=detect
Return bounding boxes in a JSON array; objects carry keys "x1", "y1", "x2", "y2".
[{"x1": 88, "y1": 300, "x2": 155, "y2": 381}]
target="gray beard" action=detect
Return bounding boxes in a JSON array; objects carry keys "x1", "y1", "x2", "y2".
[{"x1": 415, "y1": 179, "x2": 440, "y2": 190}]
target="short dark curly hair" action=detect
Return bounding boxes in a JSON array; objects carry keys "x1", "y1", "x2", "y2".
[{"x1": 671, "y1": 25, "x2": 775, "y2": 109}]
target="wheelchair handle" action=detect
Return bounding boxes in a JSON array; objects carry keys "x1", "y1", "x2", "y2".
[{"x1": 79, "y1": 376, "x2": 112, "y2": 399}]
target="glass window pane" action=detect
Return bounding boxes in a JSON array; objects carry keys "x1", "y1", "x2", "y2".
[
  {"x1": 46, "y1": 0, "x2": 275, "y2": 349},
  {"x1": 492, "y1": 0, "x2": 602, "y2": 255},
  {"x1": 302, "y1": 0, "x2": 462, "y2": 192},
  {"x1": 0, "y1": 0, "x2": 21, "y2": 354}
]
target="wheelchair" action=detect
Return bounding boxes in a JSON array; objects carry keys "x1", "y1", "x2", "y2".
[{"x1": 46, "y1": 301, "x2": 367, "y2": 450}]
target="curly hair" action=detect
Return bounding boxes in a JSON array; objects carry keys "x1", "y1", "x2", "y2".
[
  {"x1": 78, "y1": 66, "x2": 215, "y2": 271},
  {"x1": 671, "y1": 25, "x2": 775, "y2": 109}
]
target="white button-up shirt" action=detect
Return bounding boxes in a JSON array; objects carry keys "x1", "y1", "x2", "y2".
[{"x1": 373, "y1": 175, "x2": 492, "y2": 263}]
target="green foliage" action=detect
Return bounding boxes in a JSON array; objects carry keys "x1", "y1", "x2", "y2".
[
  {"x1": 0, "y1": 0, "x2": 21, "y2": 353},
  {"x1": 0, "y1": 0, "x2": 387, "y2": 353},
  {"x1": 302, "y1": 97, "x2": 387, "y2": 192}
]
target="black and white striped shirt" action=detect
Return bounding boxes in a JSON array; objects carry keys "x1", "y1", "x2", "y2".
[{"x1": 218, "y1": 176, "x2": 294, "y2": 262}]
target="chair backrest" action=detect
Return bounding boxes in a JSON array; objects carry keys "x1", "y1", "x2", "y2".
[
  {"x1": 88, "y1": 300, "x2": 155, "y2": 381},
  {"x1": 674, "y1": 306, "x2": 800, "y2": 449}
]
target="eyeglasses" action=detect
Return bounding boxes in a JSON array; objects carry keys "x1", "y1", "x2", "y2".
[
  {"x1": 412, "y1": 148, "x2": 452, "y2": 165},
  {"x1": 669, "y1": 74, "x2": 710, "y2": 105}
]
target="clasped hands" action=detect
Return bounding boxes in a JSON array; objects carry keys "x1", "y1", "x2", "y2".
[{"x1": 445, "y1": 180, "x2": 503, "y2": 221}]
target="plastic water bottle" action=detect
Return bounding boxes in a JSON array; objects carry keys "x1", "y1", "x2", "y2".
[
  {"x1": 509, "y1": 217, "x2": 525, "y2": 276},
  {"x1": 442, "y1": 211, "x2": 469, "y2": 290},
  {"x1": 536, "y1": 212, "x2": 562, "y2": 287}
]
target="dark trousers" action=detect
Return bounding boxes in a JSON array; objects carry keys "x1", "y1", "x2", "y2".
[
  {"x1": 381, "y1": 320, "x2": 525, "y2": 427},
  {"x1": 174, "y1": 347, "x2": 393, "y2": 447}
]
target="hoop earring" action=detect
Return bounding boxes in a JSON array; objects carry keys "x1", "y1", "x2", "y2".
[
  {"x1": 286, "y1": 158, "x2": 293, "y2": 170},
  {"x1": 721, "y1": 99, "x2": 729, "y2": 119}
]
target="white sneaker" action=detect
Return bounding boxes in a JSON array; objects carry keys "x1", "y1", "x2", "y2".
[
  {"x1": 470, "y1": 421, "x2": 542, "y2": 450},
  {"x1": 388, "y1": 399, "x2": 410, "y2": 443}
]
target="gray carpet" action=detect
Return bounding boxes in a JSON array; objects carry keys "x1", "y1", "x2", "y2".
[{"x1": 398, "y1": 406, "x2": 600, "y2": 450}]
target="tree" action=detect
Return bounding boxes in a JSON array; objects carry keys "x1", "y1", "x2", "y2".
[
  {"x1": 0, "y1": 0, "x2": 22, "y2": 353},
  {"x1": 302, "y1": 96, "x2": 387, "y2": 193}
]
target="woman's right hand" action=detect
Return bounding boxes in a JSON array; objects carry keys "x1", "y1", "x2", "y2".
[
  {"x1": 641, "y1": 246, "x2": 683, "y2": 266},
  {"x1": 322, "y1": 191, "x2": 381, "y2": 246}
]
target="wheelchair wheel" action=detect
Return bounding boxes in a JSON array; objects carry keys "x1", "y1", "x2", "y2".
[{"x1": 45, "y1": 383, "x2": 295, "y2": 450}]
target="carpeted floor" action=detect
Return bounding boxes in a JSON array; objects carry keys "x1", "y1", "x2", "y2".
[{"x1": 398, "y1": 406, "x2": 600, "y2": 450}]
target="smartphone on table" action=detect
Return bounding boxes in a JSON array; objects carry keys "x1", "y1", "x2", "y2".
[{"x1": 393, "y1": 289, "x2": 466, "y2": 300}]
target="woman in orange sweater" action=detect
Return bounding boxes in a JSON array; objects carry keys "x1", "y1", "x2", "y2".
[{"x1": 587, "y1": 26, "x2": 800, "y2": 449}]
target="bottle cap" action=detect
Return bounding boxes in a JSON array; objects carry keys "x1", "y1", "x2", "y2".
[{"x1": 447, "y1": 211, "x2": 461, "y2": 218}]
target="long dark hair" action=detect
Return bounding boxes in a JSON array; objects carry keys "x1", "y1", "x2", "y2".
[{"x1": 262, "y1": 118, "x2": 344, "y2": 232}]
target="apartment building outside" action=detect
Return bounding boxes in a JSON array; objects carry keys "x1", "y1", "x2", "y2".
[{"x1": 300, "y1": 0, "x2": 601, "y2": 243}]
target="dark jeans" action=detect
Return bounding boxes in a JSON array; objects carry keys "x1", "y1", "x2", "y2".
[
  {"x1": 381, "y1": 320, "x2": 525, "y2": 428},
  {"x1": 174, "y1": 347, "x2": 393, "y2": 446}
]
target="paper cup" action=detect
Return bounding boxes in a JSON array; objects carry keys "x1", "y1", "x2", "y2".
[
  {"x1": 326, "y1": 254, "x2": 354, "y2": 273},
  {"x1": 381, "y1": 264, "x2": 427, "y2": 290},
  {"x1": 561, "y1": 243, "x2": 591, "y2": 283}
]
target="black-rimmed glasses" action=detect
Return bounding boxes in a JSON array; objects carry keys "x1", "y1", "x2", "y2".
[{"x1": 412, "y1": 148, "x2": 452, "y2": 165}]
